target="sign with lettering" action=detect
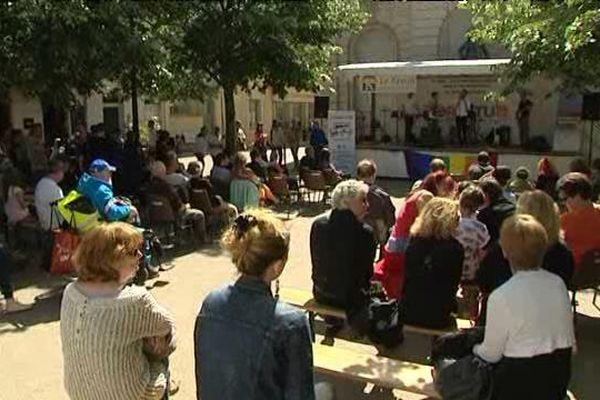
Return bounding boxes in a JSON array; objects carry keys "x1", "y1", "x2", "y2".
[{"x1": 359, "y1": 75, "x2": 417, "y2": 94}]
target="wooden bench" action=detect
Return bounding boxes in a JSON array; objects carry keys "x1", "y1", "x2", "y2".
[
  {"x1": 313, "y1": 342, "x2": 439, "y2": 398},
  {"x1": 279, "y1": 287, "x2": 471, "y2": 340}
]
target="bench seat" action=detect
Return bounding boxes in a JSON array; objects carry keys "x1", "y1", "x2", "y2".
[
  {"x1": 280, "y1": 287, "x2": 471, "y2": 337},
  {"x1": 313, "y1": 342, "x2": 439, "y2": 398}
]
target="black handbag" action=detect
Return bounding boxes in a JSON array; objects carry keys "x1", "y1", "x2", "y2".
[
  {"x1": 434, "y1": 354, "x2": 494, "y2": 400},
  {"x1": 349, "y1": 296, "x2": 404, "y2": 348}
]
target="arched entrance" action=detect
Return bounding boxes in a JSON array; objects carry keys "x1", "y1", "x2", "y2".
[{"x1": 350, "y1": 24, "x2": 399, "y2": 141}]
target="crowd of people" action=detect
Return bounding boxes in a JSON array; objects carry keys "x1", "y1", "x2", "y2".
[{"x1": 2, "y1": 116, "x2": 600, "y2": 399}]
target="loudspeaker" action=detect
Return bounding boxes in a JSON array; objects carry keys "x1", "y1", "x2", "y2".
[
  {"x1": 582, "y1": 93, "x2": 600, "y2": 121},
  {"x1": 314, "y1": 96, "x2": 329, "y2": 119}
]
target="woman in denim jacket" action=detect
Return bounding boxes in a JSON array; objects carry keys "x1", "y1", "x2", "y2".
[{"x1": 195, "y1": 210, "x2": 331, "y2": 400}]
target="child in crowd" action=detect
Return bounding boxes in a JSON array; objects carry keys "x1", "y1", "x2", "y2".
[
  {"x1": 454, "y1": 185, "x2": 490, "y2": 319},
  {"x1": 493, "y1": 165, "x2": 516, "y2": 202},
  {"x1": 509, "y1": 166, "x2": 534, "y2": 197}
]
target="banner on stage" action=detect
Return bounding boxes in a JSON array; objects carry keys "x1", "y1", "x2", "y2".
[
  {"x1": 359, "y1": 75, "x2": 417, "y2": 94},
  {"x1": 327, "y1": 110, "x2": 356, "y2": 174}
]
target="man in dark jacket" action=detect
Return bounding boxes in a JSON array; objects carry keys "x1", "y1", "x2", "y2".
[
  {"x1": 477, "y1": 178, "x2": 516, "y2": 241},
  {"x1": 310, "y1": 179, "x2": 376, "y2": 319}
]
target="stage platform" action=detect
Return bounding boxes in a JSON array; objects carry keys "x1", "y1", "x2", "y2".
[{"x1": 356, "y1": 143, "x2": 579, "y2": 179}]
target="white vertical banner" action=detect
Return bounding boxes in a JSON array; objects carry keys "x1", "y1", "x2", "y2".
[{"x1": 327, "y1": 110, "x2": 356, "y2": 174}]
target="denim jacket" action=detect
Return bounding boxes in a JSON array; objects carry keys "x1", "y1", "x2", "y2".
[{"x1": 195, "y1": 276, "x2": 315, "y2": 400}]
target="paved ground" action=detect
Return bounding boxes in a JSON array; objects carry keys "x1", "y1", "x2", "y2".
[{"x1": 1, "y1": 165, "x2": 599, "y2": 399}]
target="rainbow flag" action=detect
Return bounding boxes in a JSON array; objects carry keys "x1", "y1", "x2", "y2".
[{"x1": 404, "y1": 150, "x2": 497, "y2": 180}]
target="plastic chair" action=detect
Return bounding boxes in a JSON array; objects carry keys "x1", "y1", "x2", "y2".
[
  {"x1": 570, "y1": 248, "x2": 600, "y2": 317},
  {"x1": 230, "y1": 179, "x2": 260, "y2": 212}
]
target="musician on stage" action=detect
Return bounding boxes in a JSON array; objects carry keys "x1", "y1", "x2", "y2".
[
  {"x1": 402, "y1": 92, "x2": 419, "y2": 144},
  {"x1": 455, "y1": 89, "x2": 471, "y2": 146},
  {"x1": 516, "y1": 91, "x2": 533, "y2": 147}
]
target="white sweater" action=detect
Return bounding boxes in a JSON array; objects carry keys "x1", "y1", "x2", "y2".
[
  {"x1": 60, "y1": 283, "x2": 175, "y2": 400},
  {"x1": 474, "y1": 269, "x2": 574, "y2": 363}
]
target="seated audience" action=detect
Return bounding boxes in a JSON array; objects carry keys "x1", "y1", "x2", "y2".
[
  {"x1": 474, "y1": 215, "x2": 574, "y2": 400},
  {"x1": 299, "y1": 146, "x2": 317, "y2": 172},
  {"x1": 356, "y1": 159, "x2": 396, "y2": 245},
  {"x1": 316, "y1": 148, "x2": 342, "y2": 181},
  {"x1": 77, "y1": 159, "x2": 136, "y2": 222},
  {"x1": 61, "y1": 223, "x2": 176, "y2": 400},
  {"x1": 410, "y1": 158, "x2": 447, "y2": 192},
  {"x1": 148, "y1": 161, "x2": 207, "y2": 243},
  {"x1": 34, "y1": 158, "x2": 66, "y2": 230},
  {"x1": 467, "y1": 164, "x2": 484, "y2": 181},
  {"x1": 477, "y1": 151, "x2": 494, "y2": 175},
  {"x1": 569, "y1": 157, "x2": 591, "y2": 177},
  {"x1": 4, "y1": 179, "x2": 35, "y2": 227},
  {"x1": 210, "y1": 152, "x2": 232, "y2": 187},
  {"x1": 267, "y1": 150, "x2": 287, "y2": 176},
  {"x1": 508, "y1": 166, "x2": 534, "y2": 197},
  {"x1": 493, "y1": 165, "x2": 516, "y2": 202},
  {"x1": 375, "y1": 171, "x2": 454, "y2": 299},
  {"x1": 311, "y1": 180, "x2": 376, "y2": 319},
  {"x1": 195, "y1": 210, "x2": 330, "y2": 400},
  {"x1": 516, "y1": 190, "x2": 574, "y2": 286},
  {"x1": 402, "y1": 198, "x2": 464, "y2": 329},
  {"x1": 0, "y1": 245, "x2": 32, "y2": 313},
  {"x1": 247, "y1": 148, "x2": 268, "y2": 181},
  {"x1": 558, "y1": 172, "x2": 600, "y2": 268},
  {"x1": 232, "y1": 152, "x2": 277, "y2": 205},
  {"x1": 477, "y1": 178, "x2": 516, "y2": 241},
  {"x1": 536, "y1": 157, "x2": 560, "y2": 199},
  {"x1": 188, "y1": 161, "x2": 237, "y2": 223},
  {"x1": 455, "y1": 185, "x2": 490, "y2": 282}
]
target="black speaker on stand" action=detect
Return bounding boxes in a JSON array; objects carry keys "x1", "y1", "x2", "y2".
[
  {"x1": 314, "y1": 96, "x2": 330, "y2": 119},
  {"x1": 582, "y1": 93, "x2": 600, "y2": 164}
]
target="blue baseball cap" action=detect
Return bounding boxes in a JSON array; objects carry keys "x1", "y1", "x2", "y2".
[{"x1": 89, "y1": 159, "x2": 116, "y2": 173}]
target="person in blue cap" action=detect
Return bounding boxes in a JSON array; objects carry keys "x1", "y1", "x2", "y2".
[{"x1": 77, "y1": 159, "x2": 137, "y2": 222}]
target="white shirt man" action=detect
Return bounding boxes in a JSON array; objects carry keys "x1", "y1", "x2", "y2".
[
  {"x1": 35, "y1": 161, "x2": 65, "y2": 230},
  {"x1": 456, "y1": 96, "x2": 471, "y2": 117}
]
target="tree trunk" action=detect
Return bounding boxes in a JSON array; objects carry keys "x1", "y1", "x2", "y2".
[
  {"x1": 223, "y1": 85, "x2": 237, "y2": 155},
  {"x1": 131, "y1": 68, "x2": 140, "y2": 143}
]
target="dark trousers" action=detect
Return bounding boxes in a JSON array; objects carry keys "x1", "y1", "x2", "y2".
[
  {"x1": 518, "y1": 118, "x2": 530, "y2": 147},
  {"x1": 0, "y1": 247, "x2": 13, "y2": 299},
  {"x1": 404, "y1": 116, "x2": 415, "y2": 144},
  {"x1": 456, "y1": 116, "x2": 468, "y2": 145},
  {"x1": 493, "y1": 348, "x2": 571, "y2": 400}
]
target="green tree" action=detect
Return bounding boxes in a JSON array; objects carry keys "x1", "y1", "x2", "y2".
[
  {"x1": 179, "y1": 0, "x2": 368, "y2": 153},
  {"x1": 0, "y1": 1, "x2": 195, "y2": 138},
  {"x1": 463, "y1": 0, "x2": 600, "y2": 92}
]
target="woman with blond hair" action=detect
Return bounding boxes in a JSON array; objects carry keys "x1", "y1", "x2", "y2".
[
  {"x1": 196, "y1": 210, "x2": 330, "y2": 400},
  {"x1": 60, "y1": 223, "x2": 176, "y2": 400},
  {"x1": 474, "y1": 214, "x2": 574, "y2": 400},
  {"x1": 402, "y1": 197, "x2": 464, "y2": 329},
  {"x1": 516, "y1": 190, "x2": 574, "y2": 286}
]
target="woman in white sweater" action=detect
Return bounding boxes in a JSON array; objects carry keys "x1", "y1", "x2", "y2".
[
  {"x1": 60, "y1": 223, "x2": 176, "y2": 400},
  {"x1": 474, "y1": 214, "x2": 574, "y2": 400}
]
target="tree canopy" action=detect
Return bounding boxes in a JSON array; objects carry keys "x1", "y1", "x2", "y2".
[
  {"x1": 463, "y1": 0, "x2": 600, "y2": 92},
  {"x1": 178, "y1": 0, "x2": 368, "y2": 152},
  {"x1": 0, "y1": 0, "x2": 367, "y2": 148}
]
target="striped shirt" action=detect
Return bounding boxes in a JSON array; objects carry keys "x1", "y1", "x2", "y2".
[{"x1": 60, "y1": 282, "x2": 175, "y2": 400}]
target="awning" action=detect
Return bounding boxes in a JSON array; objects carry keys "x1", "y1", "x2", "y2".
[{"x1": 337, "y1": 59, "x2": 511, "y2": 77}]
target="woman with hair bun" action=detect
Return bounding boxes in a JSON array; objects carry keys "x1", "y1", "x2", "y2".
[{"x1": 195, "y1": 210, "x2": 331, "y2": 400}]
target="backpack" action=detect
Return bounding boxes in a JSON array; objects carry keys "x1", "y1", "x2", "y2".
[
  {"x1": 349, "y1": 296, "x2": 404, "y2": 348},
  {"x1": 56, "y1": 190, "x2": 101, "y2": 233},
  {"x1": 132, "y1": 229, "x2": 164, "y2": 286}
]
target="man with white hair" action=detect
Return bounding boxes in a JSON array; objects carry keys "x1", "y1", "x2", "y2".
[
  {"x1": 147, "y1": 160, "x2": 207, "y2": 244},
  {"x1": 310, "y1": 179, "x2": 377, "y2": 322}
]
